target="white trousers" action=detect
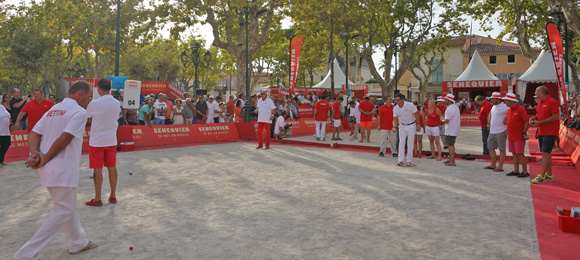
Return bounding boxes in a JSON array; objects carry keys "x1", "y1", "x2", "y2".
[
  {"x1": 13, "y1": 187, "x2": 88, "y2": 260},
  {"x1": 315, "y1": 121, "x2": 326, "y2": 139},
  {"x1": 380, "y1": 129, "x2": 398, "y2": 154},
  {"x1": 398, "y1": 124, "x2": 416, "y2": 163}
]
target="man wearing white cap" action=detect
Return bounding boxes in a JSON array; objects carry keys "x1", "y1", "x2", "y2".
[
  {"x1": 503, "y1": 93, "x2": 530, "y2": 178},
  {"x1": 256, "y1": 90, "x2": 276, "y2": 149},
  {"x1": 484, "y1": 92, "x2": 509, "y2": 172},
  {"x1": 443, "y1": 93, "x2": 460, "y2": 166},
  {"x1": 206, "y1": 95, "x2": 218, "y2": 124}
]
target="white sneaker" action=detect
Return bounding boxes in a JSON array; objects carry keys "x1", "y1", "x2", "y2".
[{"x1": 70, "y1": 241, "x2": 98, "y2": 254}]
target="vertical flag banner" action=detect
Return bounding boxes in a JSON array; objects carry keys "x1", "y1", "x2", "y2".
[
  {"x1": 546, "y1": 22, "x2": 569, "y2": 116},
  {"x1": 289, "y1": 34, "x2": 303, "y2": 95}
]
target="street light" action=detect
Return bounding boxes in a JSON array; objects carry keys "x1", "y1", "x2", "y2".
[
  {"x1": 237, "y1": 2, "x2": 268, "y2": 122},
  {"x1": 389, "y1": 43, "x2": 406, "y2": 94},
  {"x1": 339, "y1": 31, "x2": 360, "y2": 115},
  {"x1": 66, "y1": 62, "x2": 88, "y2": 85},
  {"x1": 549, "y1": 5, "x2": 569, "y2": 94},
  {"x1": 181, "y1": 42, "x2": 212, "y2": 90}
]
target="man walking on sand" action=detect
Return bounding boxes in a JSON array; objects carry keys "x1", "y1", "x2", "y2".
[
  {"x1": 85, "y1": 79, "x2": 122, "y2": 206},
  {"x1": 256, "y1": 90, "x2": 276, "y2": 149},
  {"x1": 13, "y1": 81, "x2": 97, "y2": 260}
]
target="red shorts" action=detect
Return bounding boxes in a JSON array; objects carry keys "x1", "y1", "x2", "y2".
[
  {"x1": 360, "y1": 121, "x2": 372, "y2": 128},
  {"x1": 89, "y1": 146, "x2": 117, "y2": 169},
  {"x1": 508, "y1": 141, "x2": 525, "y2": 154}
]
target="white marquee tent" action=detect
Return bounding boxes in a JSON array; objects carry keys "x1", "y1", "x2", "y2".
[
  {"x1": 517, "y1": 50, "x2": 576, "y2": 100},
  {"x1": 455, "y1": 50, "x2": 498, "y2": 81},
  {"x1": 312, "y1": 58, "x2": 354, "y2": 89}
]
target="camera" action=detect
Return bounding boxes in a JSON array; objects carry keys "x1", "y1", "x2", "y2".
[{"x1": 284, "y1": 123, "x2": 292, "y2": 130}]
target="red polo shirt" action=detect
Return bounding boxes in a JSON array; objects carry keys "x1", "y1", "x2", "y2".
[
  {"x1": 507, "y1": 104, "x2": 528, "y2": 141},
  {"x1": 332, "y1": 101, "x2": 341, "y2": 120},
  {"x1": 359, "y1": 99, "x2": 374, "y2": 122},
  {"x1": 378, "y1": 104, "x2": 394, "y2": 130},
  {"x1": 21, "y1": 98, "x2": 55, "y2": 133},
  {"x1": 536, "y1": 96, "x2": 560, "y2": 136},
  {"x1": 315, "y1": 100, "x2": 330, "y2": 121},
  {"x1": 478, "y1": 101, "x2": 492, "y2": 127},
  {"x1": 226, "y1": 100, "x2": 235, "y2": 114}
]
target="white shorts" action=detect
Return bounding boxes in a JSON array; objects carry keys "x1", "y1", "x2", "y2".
[
  {"x1": 333, "y1": 119, "x2": 341, "y2": 128},
  {"x1": 416, "y1": 127, "x2": 424, "y2": 135},
  {"x1": 425, "y1": 126, "x2": 440, "y2": 136}
]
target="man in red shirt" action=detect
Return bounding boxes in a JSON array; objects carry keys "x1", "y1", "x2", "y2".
[
  {"x1": 314, "y1": 95, "x2": 331, "y2": 141},
  {"x1": 503, "y1": 93, "x2": 530, "y2": 178},
  {"x1": 530, "y1": 86, "x2": 560, "y2": 183},
  {"x1": 331, "y1": 96, "x2": 344, "y2": 140},
  {"x1": 475, "y1": 95, "x2": 492, "y2": 155},
  {"x1": 436, "y1": 96, "x2": 447, "y2": 148},
  {"x1": 358, "y1": 96, "x2": 376, "y2": 143},
  {"x1": 226, "y1": 95, "x2": 235, "y2": 120},
  {"x1": 377, "y1": 96, "x2": 397, "y2": 157},
  {"x1": 12, "y1": 89, "x2": 55, "y2": 133}
]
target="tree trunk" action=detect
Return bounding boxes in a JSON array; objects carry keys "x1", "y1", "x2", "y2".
[
  {"x1": 554, "y1": 0, "x2": 580, "y2": 36},
  {"x1": 512, "y1": 0, "x2": 537, "y2": 64},
  {"x1": 355, "y1": 54, "x2": 363, "y2": 84},
  {"x1": 235, "y1": 51, "x2": 248, "y2": 95},
  {"x1": 329, "y1": 15, "x2": 335, "y2": 98}
]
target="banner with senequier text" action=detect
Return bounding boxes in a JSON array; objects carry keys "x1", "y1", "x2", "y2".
[
  {"x1": 289, "y1": 34, "x2": 303, "y2": 94},
  {"x1": 546, "y1": 22, "x2": 569, "y2": 116}
]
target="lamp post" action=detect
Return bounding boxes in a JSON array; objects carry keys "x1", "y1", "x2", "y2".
[
  {"x1": 66, "y1": 62, "x2": 88, "y2": 85},
  {"x1": 237, "y1": 3, "x2": 268, "y2": 122},
  {"x1": 392, "y1": 44, "x2": 406, "y2": 93},
  {"x1": 181, "y1": 42, "x2": 212, "y2": 90},
  {"x1": 550, "y1": 6, "x2": 569, "y2": 94},
  {"x1": 339, "y1": 31, "x2": 360, "y2": 115}
]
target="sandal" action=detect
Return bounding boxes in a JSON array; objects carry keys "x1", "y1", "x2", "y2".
[
  {"x1": 484, "y1": 166, "x2": 495, "y2": 170},
  {"x1": 396, "y1": 162, "x2": 404, "y2": 166},
  {"x1": 493, "y1": 168, "x2": 504, "y2": 172},
  {"x1": 427, "y1": 156, "x2": 435, "y2": 159}
]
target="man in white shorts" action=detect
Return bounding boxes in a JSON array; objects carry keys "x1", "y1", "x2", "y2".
[{"x1": 331, "y1": 96, "x2": 343, "y2": 140}]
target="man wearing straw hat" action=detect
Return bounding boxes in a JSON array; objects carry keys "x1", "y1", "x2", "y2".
[
  {"x1": 484, "y1": 92, "x2": 509, "y2": 172},
  {"x1": 442, "y1": 93, "x2": 460, "y2": 166},
  {"x1": 503, "y1": 93, "x2": 530, "y2": 178}
]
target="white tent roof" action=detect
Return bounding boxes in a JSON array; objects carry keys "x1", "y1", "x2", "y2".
[
  {"x1": 312, "y1": 58, "x2": 354, "y2": 89},
  {"x1": 517, "y1": 50, "x2": 575, "y2": 98},
  {"x1": 455, "y1": 50, "x2": 498, "y2": 81}
]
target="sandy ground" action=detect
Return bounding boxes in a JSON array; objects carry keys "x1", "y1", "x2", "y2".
[{"x1": 1, "y1": 130, "x2": 540, "y2": 260}]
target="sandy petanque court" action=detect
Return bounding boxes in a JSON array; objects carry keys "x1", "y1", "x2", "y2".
[{"x1": 0, "y1": 134, "x2": 540, "y2": 260}]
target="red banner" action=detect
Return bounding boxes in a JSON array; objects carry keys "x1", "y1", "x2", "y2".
[
  {"x1": 442, "y1": 80, "x2": 509, "y2": 95},
  {"x1": 141, "y1": 81, "x2": 185, "y2": 101},
  {"x1": 546, "y1": 22, "x2": 569, "y2": 116},
  {"x1": 298, "y1": 104, "x2": 314, "y2": 118},
  {"x1": 289, "y1": 34, "x2": 303, "y2": 94}
]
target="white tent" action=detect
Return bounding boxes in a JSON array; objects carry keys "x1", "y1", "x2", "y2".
[
  {"x1": 312, "y1": 58, "x2": 354, "y2": 89},
  {"x1": 455, "y1": 50, "x2": 498, "y2": 81},
  {"x1": 517, "y1": 50, "x2": 576, "y2": 100}
]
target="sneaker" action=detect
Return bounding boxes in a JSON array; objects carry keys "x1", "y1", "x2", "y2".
[
  {"x1": 85, "y1": 199, "x2": 103, "y2": 206},
  {"x1": 530, "y1": 174, "x2": 546, "y2": 184},
  {"x1": 392, "y1": 153, "x2": 398, "y2": 157},
  {"x1": 544, "y1": 174, "x2": 554, "y2": 181},
  {"x1": 336, "y1": 138, "x2": 343, "y2": 141},
  {"x1": 70, "y1": 241, "x2": 98, "y2": 254},
  {"x1": 517, "y1": 173, "x2": 530, "y2": 178},
  {"x1": 444, "y1": 146, "x2": 448, "y2": 150},
  {"x1": 506, "y1": 171, "x2": 519, "y2": 176},
  {"x1": 379, "y1": 152, "x2": 384, "y2": 157},
  {"x1": 256, "y1": 146, "x2": 263, "y2": 149},
  {"x1": 109, "y1": 197, "x2": 117, "y2": 203}
]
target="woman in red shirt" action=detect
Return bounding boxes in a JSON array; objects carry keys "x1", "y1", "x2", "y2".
[
  {"x1": 413, "y1": 101, "x2": 425, "y2": 157},
  {"x1": 425, "y1": 99, "x2": 443, "y2": 160}
]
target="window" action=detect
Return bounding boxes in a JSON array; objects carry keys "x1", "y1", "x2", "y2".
[
  {"x1": 431, "y1": 59, "x2": 444, "y2": 83},
  {"x1": 516, "y1": 73, "x2": 520, "y2": 79},
  {"x1": 489, "y1": 56, "x2": 497, "y2": 65},
  {"x1": 503, "y1": 73, "x2": 507, "y2": 80},
  {"x1": 496, "y1": 74, "x2": 501, "y2": 79},
  {"x1": 507, "y1": 55, "x2": 515, "y2": 64}
]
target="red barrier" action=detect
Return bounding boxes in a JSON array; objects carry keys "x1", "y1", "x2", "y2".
[
  {"x1": 559, "y1": 124, "x2": 580, "y2": 171},
  {"x1": 298, "y1": 104, "x2": 314, "y2": 118},
  {"x1": 6, "y1": 128, "x2": 91, "y2": 161},
  {"x1": 192, "y1": 123, "x2": 239, "y2": 143}
]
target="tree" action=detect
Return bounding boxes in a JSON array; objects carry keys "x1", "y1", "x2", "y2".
[
  {"x1": 553, "y1": 0, "x2": 580, "y2": 36},
  {"x1": 409, "y1": 38, "x2": 451, "y2": 102}
]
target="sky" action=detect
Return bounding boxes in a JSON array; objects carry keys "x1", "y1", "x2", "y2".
[{"x1": 3, "y1": 0, "x2": 504, "y2": 76}]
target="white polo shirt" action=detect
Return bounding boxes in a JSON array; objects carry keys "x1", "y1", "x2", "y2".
[
  {"x1": 274, "y1": 115, "x2": 285, "y2": 135},
  {"x1": 32, "y1": 98, "x2": 87, "y2": 188},
  {"x1": 207, "y1": 101, "x2": 218, "y2": 118},
  {"x1": 86, "y1": 95, "x2": 122, "y2": 147},
  {"x1": 0, "y1": 105, "x2": 10, "y2": 136},
  {"x1": 444, "y1": 102, "x2": 461, "y2": 137},
  {"x1": 489, "y1": 102, "x2": 509, "y2": 134},
  {"x1": 257, "y1": 97, "x2": 276, "y2": 123},
  {"x1": 393, "y1": 101, "x2": 417, "y2": 125}
]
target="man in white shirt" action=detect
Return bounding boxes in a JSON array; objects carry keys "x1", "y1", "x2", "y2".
[
  {"x1": 275, "y1": 111, "x2": 292, "y2": 139},
  {"x1": 206, "y1": 95, "x2": 218, "y2": 124},
  {"x1": 85, "y1": 79, "x2": 122, "y2": 207},
  {"x1": 443, "y1": 94, "x2": 460, "y2": 166},
  {"x1": 14, "y1": 81, "x2": 97, "y2": 259},
  {"x1": 392, "y1": 93, "x2": 421, "y2": 166},
  {"x1": 153, "y1": 94, "x2": 168, "y2": 125},
  {"x1": 256, "y1": 90, "x2": 276, "y2": 149},
  {"x1": 484, "y1": 92, "x2": 509, "y2": 172},
  {"x1": 348, "y1": 100, "x2": 361, "y2": 141}
]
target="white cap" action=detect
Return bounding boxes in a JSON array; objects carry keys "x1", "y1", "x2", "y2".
[{"x1": 209, "y1": 95, "x2": 214, "y2": 99}]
